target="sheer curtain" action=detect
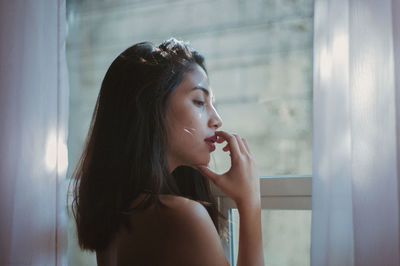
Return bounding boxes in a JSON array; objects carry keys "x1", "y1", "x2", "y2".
[
  {"x1": 0, "y1": 0, "x2": 69, "y2": 265},
  {"x1": 312, "y1": 0, "x2": 400, "y2": 265}
]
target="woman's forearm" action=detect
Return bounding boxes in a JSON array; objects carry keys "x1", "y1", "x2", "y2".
[
  {"x1": 236, "y1": 200, "x2": 264, "y2": 266},
  {"x1": 195, "y1": 131, "x2": 264, "y2": 265}
]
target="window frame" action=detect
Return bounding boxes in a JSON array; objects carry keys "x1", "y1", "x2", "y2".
[{"x1": 213, "y1": 175, "x2": 312, "y2": 263}]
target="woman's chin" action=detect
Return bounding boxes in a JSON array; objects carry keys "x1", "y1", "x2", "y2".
[
  {"x1": 187, "y1": 156, "x2": 210, "y2": 168},
  {"x1": 199, "y1": 155, "x2": 211, "y2": 166}
]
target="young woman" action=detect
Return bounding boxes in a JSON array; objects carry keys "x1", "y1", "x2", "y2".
[{"x1": 71, "y1": 38, "x2": 264, "y2": 266}]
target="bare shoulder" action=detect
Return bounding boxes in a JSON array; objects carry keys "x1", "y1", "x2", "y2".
[
  {"x1": 158, "y1": 194, "x2": 217, "y2": 234},
  {"x1": 159, "y1": 194, "x2": 210, "y2": 218},
  {"x1": 114, "y1": 194, "x2": 230, "y2": 266},
  {"x1": 158, "y1": 194, "x2": 230, "y2": 266}
]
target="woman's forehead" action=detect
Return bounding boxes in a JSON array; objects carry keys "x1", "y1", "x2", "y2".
[{"x1": 184, "y1": 66, "x2": 215, "y2": 98}]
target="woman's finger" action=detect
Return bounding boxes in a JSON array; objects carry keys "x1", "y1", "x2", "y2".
[
  {"x1": 216, "y1": 135, "x2": 225, "y2": 144},
  {"x1": 215, "y1": 131, "x2": 240, "y2": 160},
  {"x1": 232, "y1": 134, "x2": 246, "y2": 154},
  {"x1": 223, "y1": 144, "x2": 229, "y2": 152},
  {"x1": 242, "y1": 137, "x2": 252, "y2": 154}
]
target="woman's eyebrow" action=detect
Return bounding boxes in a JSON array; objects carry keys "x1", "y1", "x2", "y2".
[
  {"x1": 191, "y1": 86, "x2": 216, "y2": 103},
  {"x1": 191, "y1": 86, "x2": 209, "y2": 96}
]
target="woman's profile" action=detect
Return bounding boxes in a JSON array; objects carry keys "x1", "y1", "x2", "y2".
[{"x1": 71, "y1": 38, "x2": 264, "y2": 266}]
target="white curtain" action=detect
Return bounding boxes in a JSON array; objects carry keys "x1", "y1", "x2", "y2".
[
  {"x1": 0, "y1": 0, "x2": 69, "y2": 265},
  {"x1": 312, "y1": 0, "x2": 400, "y2": 265}
]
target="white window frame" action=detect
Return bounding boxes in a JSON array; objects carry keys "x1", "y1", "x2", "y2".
[{"x1": 213, "y1": 175, "x2": 312, "y2": 263}]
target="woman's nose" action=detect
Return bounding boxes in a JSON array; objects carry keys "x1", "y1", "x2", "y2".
[{"x1": 209, "y1": 105, "x2": 223, "y2": 129}]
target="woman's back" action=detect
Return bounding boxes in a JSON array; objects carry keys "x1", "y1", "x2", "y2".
[{"x1": 97, "y1": 194, "x2": 229, "y2": 266}]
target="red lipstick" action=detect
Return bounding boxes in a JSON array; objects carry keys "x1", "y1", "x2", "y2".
[{"x1": 204, "y1": 135, "x2": 217, "y2": 152}]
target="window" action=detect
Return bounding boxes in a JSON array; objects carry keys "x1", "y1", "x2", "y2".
[
  {"x1": 213, "y1": 176, "x2": 312, "y2": 265},
  {"x1": 66, "y1": 0, "x2": 314, "y2": 265}
]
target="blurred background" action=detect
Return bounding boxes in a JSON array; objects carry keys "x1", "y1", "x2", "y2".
[{"x1": 66, "y1": 0, "x2": 313, "y2": 265}]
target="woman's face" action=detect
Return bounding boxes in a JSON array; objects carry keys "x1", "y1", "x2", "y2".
[{"x1": 165, "y1": 63, "x2": 222, "y2": 172}]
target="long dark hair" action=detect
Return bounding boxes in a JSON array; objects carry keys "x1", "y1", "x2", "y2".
[{"x1": 70, "y1": 38, "x2": 226, "y2": 252}]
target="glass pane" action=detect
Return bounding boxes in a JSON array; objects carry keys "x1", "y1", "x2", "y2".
[{"x1": 231, "y1": 209, "x2": 312, "y2": 266}]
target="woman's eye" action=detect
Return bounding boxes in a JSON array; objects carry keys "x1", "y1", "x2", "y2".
[{"x1": 193, "y1": 100, "x2": 205, "y2": 106}]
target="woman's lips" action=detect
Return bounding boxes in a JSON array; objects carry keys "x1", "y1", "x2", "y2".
[
  {"x1": 204, "y1": 134, "x2": 217, "y2": 152},
  {"x1": 205, "y1": 140, "x2": 216, "y2": 152}
]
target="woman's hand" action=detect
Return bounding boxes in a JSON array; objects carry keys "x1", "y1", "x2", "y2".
[{"x1": 196, "y1": 130, "x2": 261, "y2": 209}]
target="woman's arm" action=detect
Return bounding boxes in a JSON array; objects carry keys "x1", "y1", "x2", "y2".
[
  {"x1": 197, "y1": 130, "x2": 265, "y2": 266},
  {"x1": 236, "y1": 200, "x2": 264, "y2": 266}
]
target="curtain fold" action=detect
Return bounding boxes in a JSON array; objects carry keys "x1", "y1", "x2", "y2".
[
  {"x1": 0, "y1": 0, "x2": 68, "y2": 265},
  {"x1": 312, "y1": 0, "x2": 400, "y2": 265}
]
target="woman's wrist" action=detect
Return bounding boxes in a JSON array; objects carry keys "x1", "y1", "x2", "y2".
[{"x1": 236, "y1": 196, "x2": 261, "y2": 214}]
